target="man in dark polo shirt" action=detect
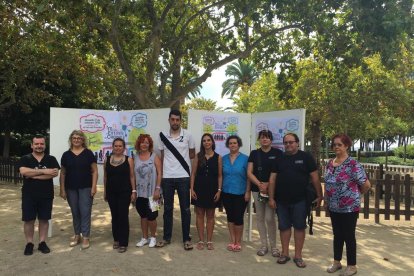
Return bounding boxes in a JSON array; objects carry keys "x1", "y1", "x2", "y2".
[
  {"x1": 18, "y1": 136, "x2": 60, "y2": 255},
  {"x1": 268, "y1": 133, "x2": 322, "y2": 268}
]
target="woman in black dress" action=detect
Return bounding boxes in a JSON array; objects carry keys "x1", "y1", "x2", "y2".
[
  {"x1": 190, "y1": 133, "x2": 222, "y2": 250},
  {"x1": 103, "y1": 138, "x2": 136, "y2": 253}
]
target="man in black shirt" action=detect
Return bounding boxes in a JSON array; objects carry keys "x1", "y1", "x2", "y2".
[
  {"x1": 268, "y1": 133, "x2": 322, "y2": 268},
  {"x1": 18, "y1": 136, "x2": 60, "y2": 255}
]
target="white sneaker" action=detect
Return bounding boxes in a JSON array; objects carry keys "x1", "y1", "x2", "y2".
[
  {"x1": 148, "y1": 237, "x2": 156, "y2": 248},
  {"x1": 136, "y1": 238, "x2": 148, "y2": 247}
]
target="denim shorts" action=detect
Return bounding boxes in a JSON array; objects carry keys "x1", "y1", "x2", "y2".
[{"x1": 276, "y1": 200, "x2": 307, "y2": 231}]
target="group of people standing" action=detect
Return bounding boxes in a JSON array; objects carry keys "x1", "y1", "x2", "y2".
[{"x1": 18, "y1": 109, "x2": 370, "y2": 276}]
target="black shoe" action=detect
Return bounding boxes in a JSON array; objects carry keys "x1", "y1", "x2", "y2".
[
  {"x1": 24, "y1": 242, "x2": 34, "y2": 256},
  {"x1": 38, "y1": 241, "x2": 51, "y2": 254}
]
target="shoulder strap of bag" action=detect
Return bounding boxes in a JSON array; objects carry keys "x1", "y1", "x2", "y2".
[
  {"x1": 256, "y1": 149, "x2": 263, "y2": 180},
  {"x1": 159, "y1": 132, "x2": 190, "y2": 177}
]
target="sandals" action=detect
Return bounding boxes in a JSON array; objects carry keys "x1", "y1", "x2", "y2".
[
  {"x1": 118, "y1": 246, "x2": 127, "y2": 253},
  {"x1": 227, "y1": 243, "x2": 235, "y2": 251},
  {"x1": 206, "y1": 242, "x2": 214, "y2": 250},
  {"x1": 232, "y1": 244, "x2": 241, "y2": 252},
  {"x1": 339, "y1": 266, "x2": 357, "y2": 276},
  {"x1": 271, "y1": 247, "x2": 281, "y2": 257},
  {"x1": 196, "y1": 241, "x2": 205, "y2": 250},
  {"x1": 113, "y1": 241, "x2": 120, "y2": 249},
  {"x1": 327, "y1": 262, "x2": 342, "y2": 273},
  {"x1": 183, "y1": 240, "x2": 193, "y2": 251},
  {"x1": 257, "y1": 246, "x2": 268, "y2": 256},
  {"x1": 277, "y1": 255, "x2": 291, "y2": 264},
  {"x1": 155, "y1": 240, "x2": 170, "y2": 248},
  {"x1": 293, "y1": 258, "x2": 307, "y2": 268}
]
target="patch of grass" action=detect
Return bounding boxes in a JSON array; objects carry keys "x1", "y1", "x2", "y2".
[{"x1": 359, "y1": 156, "x2": 414, "y2": 166}]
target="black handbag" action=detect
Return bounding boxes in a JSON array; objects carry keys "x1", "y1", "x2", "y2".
[{"x1": 306, "y1": 182, "x2": 317, "y2": 235}]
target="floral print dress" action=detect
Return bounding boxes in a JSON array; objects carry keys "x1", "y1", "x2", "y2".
[{"x1": 324, "y1": 157, "x2": 367, "y2": 213}]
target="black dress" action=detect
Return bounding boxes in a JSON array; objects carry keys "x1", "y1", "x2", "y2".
[
  {"x1": 191, "y1": 152, "x2": 219, "y2": 208},
  {"x1": 105, "y1": 156, "x2": 131, "y2": 247}
]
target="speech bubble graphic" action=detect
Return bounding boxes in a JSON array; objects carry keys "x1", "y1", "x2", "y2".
[
  {"x1": 80, "y1": 114, "x2": 106, "y2": 133},
  {"x1": 130, "y1": 113, "x2": 148, "y2": 129}
]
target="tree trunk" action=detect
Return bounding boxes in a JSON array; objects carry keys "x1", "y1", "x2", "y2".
[
  {"x1": 374, "y1": 139, "x2": 381, "y2": 151},
  {"x1": 403, "y1": 136, "x2": 407, "y2": 162},
  {"x1": 2, "y1": 130, "x2": 10, "y2": 158},
  {"x1": 310, "y1": 120, "x2": 321, "y2": 169}
]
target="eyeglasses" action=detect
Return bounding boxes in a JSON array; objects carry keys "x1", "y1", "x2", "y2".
[
  {"x1": 332, "y1": 143, "x2": 344, "y2": 147},
  {"x1": 283, "y1": 141, "x2": 296, "y2": 145},
  {"x1": 72, "y1": 137, "x2": 83, "y2": 140}
]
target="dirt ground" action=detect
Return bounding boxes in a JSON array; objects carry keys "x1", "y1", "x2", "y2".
[{"x1": 0, "y1": 182, "x2": 413, "y2": 276}]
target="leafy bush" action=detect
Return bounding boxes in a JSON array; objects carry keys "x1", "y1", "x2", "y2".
[
  {"x1": 393, "y1": 145, "x2": 414, "y2": 159},
  {"x1": 359, "y1": 156, "x2": 414, "y2": 166}
]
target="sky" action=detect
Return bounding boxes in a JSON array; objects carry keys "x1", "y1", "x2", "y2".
[{"x1": 198, "y1": 66, "x2": 234, "y2": 109}]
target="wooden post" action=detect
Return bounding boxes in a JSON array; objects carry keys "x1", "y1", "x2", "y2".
[
  {"x1": 394, "y1": 174, "x2": 400, "y2": 221},
  {"x1": 384, "y1": 174, "x2": 392, "y2": 220},
  {"x1": 379, "y1": 164, "x2": 384, "y2": 179},
  {"x1": 375, "y1": 179, "x2": 381, "y2": 223},
  {"x1": 404, "y1": 175, "x2": 411, "y2": 221},
  {"x1": 363, "y1": 189, "x2": 370, "y2": 219}
]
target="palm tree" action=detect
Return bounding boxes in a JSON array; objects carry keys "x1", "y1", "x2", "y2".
[{"x1": 221, "y1": 60, "x2": 259, "y2": 97}]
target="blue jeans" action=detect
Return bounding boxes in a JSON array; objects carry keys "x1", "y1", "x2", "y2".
[
  {"x1": 161, "y1": 177, "x2": 191, "y2": 243},
  {"x1": 66, "y1": 188, "x2": 93, "y2": 237}
]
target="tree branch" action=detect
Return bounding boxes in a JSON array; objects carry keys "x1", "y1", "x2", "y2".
[{"x1": 165, "y1": 23, "x2": 302, "y2": 107}]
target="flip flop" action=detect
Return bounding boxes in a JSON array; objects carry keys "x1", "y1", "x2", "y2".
[
  {"x1": 277, "y1": 255, "x2": 291, "y2": 264},
  {"x1": 293, "y1": 258, "x2": 306, "y2": 268}
]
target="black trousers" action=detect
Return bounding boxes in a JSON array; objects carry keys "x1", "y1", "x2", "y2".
[
  {"x1": 329, "y1": 211, "x2": 358, "y2": 265},
  {"x1": 107, "y1": 192, "x2": 131, "y2": 247}
]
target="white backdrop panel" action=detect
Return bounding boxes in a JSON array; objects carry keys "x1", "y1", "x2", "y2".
[
  {"x1": 250, "y1": 109, "x2": 306, "y2": 151},
  {"x1": 188, "y1": 109, "x2": 252, "y2": 156},
  {"x1": 50, "y1": 107, "x2": 170, "y2": 185}
]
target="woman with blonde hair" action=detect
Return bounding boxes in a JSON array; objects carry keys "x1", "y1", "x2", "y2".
[{"x1": 60, "y1": 130, "x2": 98, "y2": 250}]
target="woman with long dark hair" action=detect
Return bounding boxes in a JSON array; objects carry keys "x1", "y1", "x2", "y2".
[{"x1": 190, "y1": 133, "x2": 222, "y2": 250}]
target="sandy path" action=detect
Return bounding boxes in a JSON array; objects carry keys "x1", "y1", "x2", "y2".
[{"x1": 0, "y1": 182, "x2": 413, "y2": 276}]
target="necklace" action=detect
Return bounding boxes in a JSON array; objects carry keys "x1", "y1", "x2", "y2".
[{"x1": 111, "y1": 156, "x2": 125, "y2": 165}]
